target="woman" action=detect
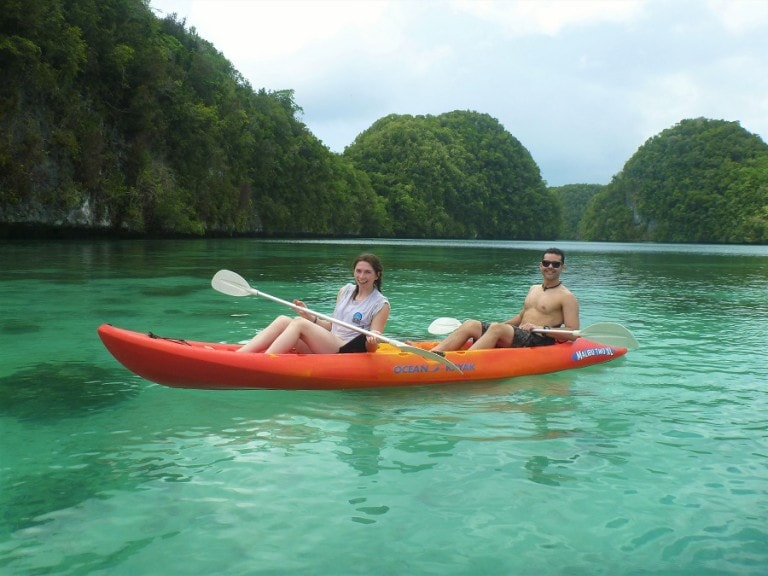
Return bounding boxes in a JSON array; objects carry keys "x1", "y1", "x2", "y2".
[{"x1": 237, "y1": 253, "x2": 390, "y2": 354}]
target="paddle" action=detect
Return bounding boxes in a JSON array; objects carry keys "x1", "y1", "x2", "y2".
[
  {"x1": 212, "y1": 270, "x2": 463, "y2": 373},
  {"x1": 427, "y1": 317, "x2": 639, "y2": 350}
]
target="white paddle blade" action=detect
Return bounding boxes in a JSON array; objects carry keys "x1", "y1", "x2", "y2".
[
  {"x1": 212, "y1": 269, "x2": 254, "y2": 297},
  {"x1": 538, "y1": 322, "x2": 639, "y2": 350},
  {"x1": 580, "y1": 323, "x2": 639, "y2": 350},
  {"x1": 428, "y1": 317, "x2": 462, "y2": 335}
]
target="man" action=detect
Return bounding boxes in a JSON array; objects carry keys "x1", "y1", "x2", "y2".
[{"x1": 432, "y1": 248, "x2": 579, "y2": 352}]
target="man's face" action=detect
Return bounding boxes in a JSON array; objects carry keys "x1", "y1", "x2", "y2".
[{"x1": 540, "y1": 253, "x2": 564, "y2": 278}]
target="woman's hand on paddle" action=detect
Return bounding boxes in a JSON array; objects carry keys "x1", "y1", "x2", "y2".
[
  {"x1": 366, "y1": 329, "x2": 382, "y2": 350},
  {"x1": 293, "y1": 299, "x2": 313, "y2": 321}
]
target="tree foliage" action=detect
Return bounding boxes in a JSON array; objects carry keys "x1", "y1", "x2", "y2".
[
  {"x1": 581, "y1": 118, "x2": 768, "y2": 243},
  {"x1": 344, "y1": 111, "x2": 559, "y2": 239},
  {"x1": 0, "y1": 0, "x2": 386, "y2": 236},
  {"x1": 550, "y1": 184, "x2": 603, "y2": 240},
  {"x1": 3, "y1": 3, "x2": 766, "y2": 244}
]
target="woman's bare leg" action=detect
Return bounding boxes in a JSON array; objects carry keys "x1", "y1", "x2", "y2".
[
  {"x1": 237, "y1": 315, "x2": 293, "y2": 353},
  {"x1": 266, "y1": 317, "x2": 342, "y2": 354}
]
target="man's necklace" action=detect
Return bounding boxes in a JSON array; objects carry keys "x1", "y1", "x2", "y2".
[{"x1": 542, "y1": 282, "x2": 561, "y2": 291}]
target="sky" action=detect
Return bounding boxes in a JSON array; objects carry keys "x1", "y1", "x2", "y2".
[{"x1": 148, "y1": 0, "x2": 768, "y2": 186}]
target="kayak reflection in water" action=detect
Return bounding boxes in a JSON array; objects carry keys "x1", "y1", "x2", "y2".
[{"x1": 237, "y1": 253, "x2": 390, "y2": 355}]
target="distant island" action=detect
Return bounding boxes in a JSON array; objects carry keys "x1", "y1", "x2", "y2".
[{"x1": 1, "y1": 0, "x2": 766, "y2": 243}]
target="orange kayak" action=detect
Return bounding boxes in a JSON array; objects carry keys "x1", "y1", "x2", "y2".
[{"x1": 98, "y1": 324, "x2": 628, "y2": 390}]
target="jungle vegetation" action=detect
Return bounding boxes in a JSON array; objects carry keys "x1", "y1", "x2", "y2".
[
  {"x1": 1, "y1": 0, "x2": 766, "y2": 243},
  {"x1": 343, "y1": 112, "x2": 557, "y2": 239},
  {"x1": 0, "y1": 0, "x2": 387, "y2": 237},
  {"x1": 581, "y1": 119, "x2": 768, "y2": 243},
  {"x1": 550, "y1": 184, "x2": 603, "y2": 240}
]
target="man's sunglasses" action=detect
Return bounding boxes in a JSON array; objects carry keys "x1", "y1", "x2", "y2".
[{"x1": 541, "y1": 260, "x2": 562, "y2": 268}]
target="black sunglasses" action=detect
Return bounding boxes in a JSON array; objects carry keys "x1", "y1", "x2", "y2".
[{"x1": 541, "y1": 260, "x2": 562, "y2": 268}]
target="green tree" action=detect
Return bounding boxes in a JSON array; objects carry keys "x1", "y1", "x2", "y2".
[
  {"x1": 345, "y1": 111, "x2": 557, "y2": 239},
  {"x1": 550, "y1": 184, "x2": 603, "y2": 239},
  {"x1": 582, "y1": 118, "x2": 768, "y2": 243},
  {"x1": 0, "y1": 0, "x2": 381, "y2": 237}
]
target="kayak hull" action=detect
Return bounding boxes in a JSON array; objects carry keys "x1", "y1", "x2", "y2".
[{"x1": 97, "y1": 324, "x2": 628, "y2": 390}]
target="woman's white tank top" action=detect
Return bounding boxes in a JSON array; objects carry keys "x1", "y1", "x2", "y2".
[{"x1": 331, "y1": 284, "x2": 389, "y2": 342}]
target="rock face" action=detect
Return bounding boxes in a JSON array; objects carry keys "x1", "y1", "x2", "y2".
[
  {"x1": 0, "y1": 194, "x2": 265, "y2": 239},
  {"x1": 1, "y1": 196, "x2": 112, "y2": 231},
  {"x1": 61, "y1": 197, "x2": 109, "y2": 227}
]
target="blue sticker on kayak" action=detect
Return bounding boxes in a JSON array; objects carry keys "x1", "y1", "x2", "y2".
[{"x1": 572, "y1": 347, "x2": 616, "y2": 361}]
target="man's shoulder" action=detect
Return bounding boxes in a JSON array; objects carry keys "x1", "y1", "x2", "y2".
[{"x1": 560, "y1": 285, "x2": 579, "y2": 302}]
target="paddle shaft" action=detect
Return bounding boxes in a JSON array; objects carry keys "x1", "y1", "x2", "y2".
[
  {"x1": 531, "y1": 327, "x2": 579, "y2": 339},
  {"x1": 427, "y1": 316, "x2": 638, "y2": 349},
  {"x1": 535, "y1": 325, "x2": 638, "y2": 349},
  {"x1": 247, "y1": 287, "x2": 395, "y2": 346},
  {"x1": 428, "y1": 318, "x2": 583, "y2": 338}
]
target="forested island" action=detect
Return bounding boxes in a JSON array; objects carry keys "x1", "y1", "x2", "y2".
[{"x1": 2, "y1": 0, "x2": 767, "y2": 243}]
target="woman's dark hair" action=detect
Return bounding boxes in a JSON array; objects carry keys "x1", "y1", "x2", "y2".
[
  {"x1": 543, "y1": 247, "x2": 565, "y2": 263},
  {"x1": 353, "y1": 253, "x2": 383, "y2": 292}
]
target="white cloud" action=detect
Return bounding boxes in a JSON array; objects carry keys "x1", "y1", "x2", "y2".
[
  {"x1": 150, "y1": 0, "x2": 768, "y2": 186},
  {"x1": 633, "y1": 73, "x2": 702, "y2": 141},
  {"x1": 451, "y1": 0, "x2": 646, "y2": 36},
  {"x1": 153, "y1": 0, "x2": 391, "y2": 60},
  {"x1": 709, "y1": 0, "x2": 768, "y2": 34}
]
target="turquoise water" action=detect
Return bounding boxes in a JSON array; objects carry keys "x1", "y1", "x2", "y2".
[{"x1": 1, "y1": 239, "x2": 767, "y2": 575}]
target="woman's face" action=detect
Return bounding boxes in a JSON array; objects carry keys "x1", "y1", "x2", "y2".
[{"x1": 354, "y1": 261, "x2": 378, "y2": 287}]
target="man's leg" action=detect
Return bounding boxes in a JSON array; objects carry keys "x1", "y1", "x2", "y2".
[
  {"x1": 432, "y1": 319, "x2": 484, "y2": 352},
  {"x1": 469, "y1": 323, "x2": 516, "y2": 350}
]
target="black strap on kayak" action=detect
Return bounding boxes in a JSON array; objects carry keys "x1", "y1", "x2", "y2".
[{"x1": 148, "y1": 332, "x2": 191, "y2": 346}]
